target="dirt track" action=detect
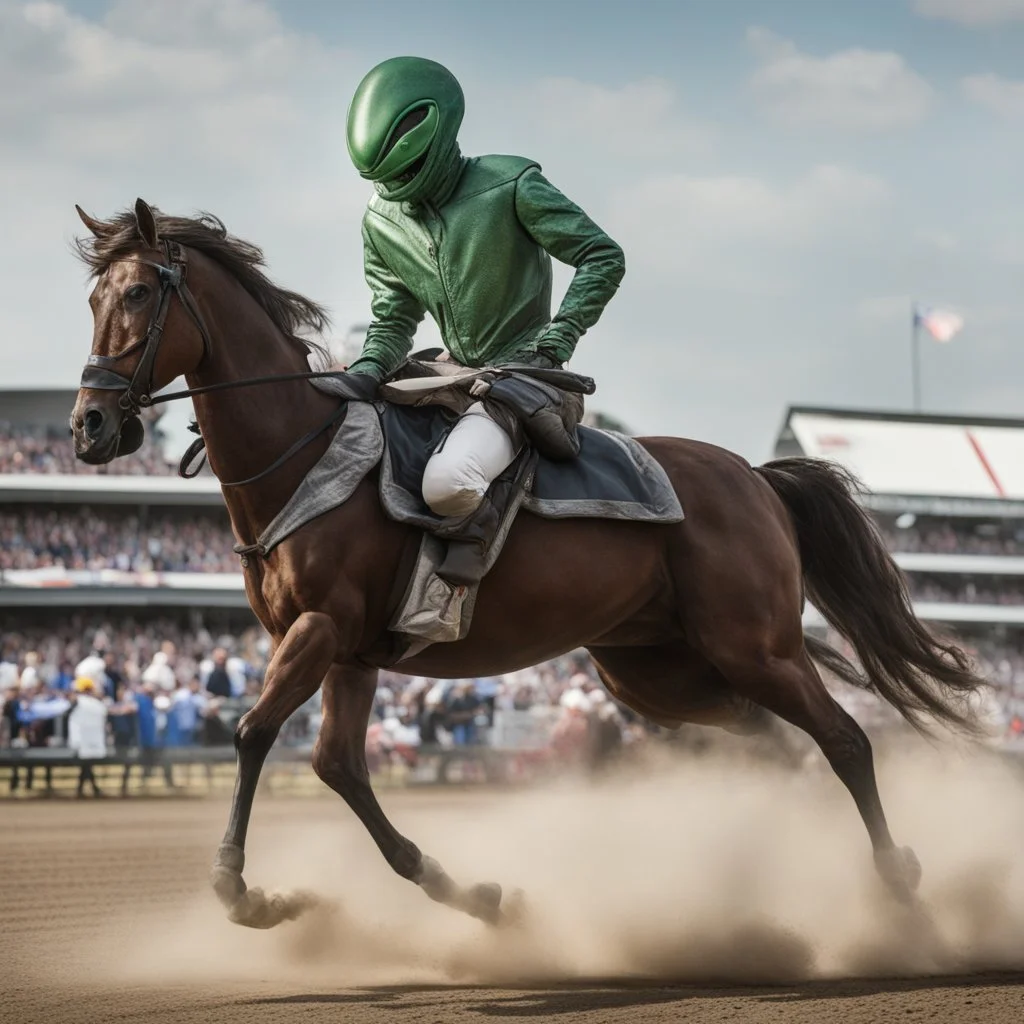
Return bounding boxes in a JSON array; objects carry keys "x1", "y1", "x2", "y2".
[{"x1": 4, "y1": 754, "x2": 1024, "y2": 1023}]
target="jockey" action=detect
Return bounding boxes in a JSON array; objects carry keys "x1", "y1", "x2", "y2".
[{"x1": 345, "y1": 56, "x2": 625, "y2": 583}]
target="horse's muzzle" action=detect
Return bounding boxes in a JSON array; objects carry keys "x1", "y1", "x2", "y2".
[{"x1": 73, "y1": 406, "x2": 144, "y2": 464}]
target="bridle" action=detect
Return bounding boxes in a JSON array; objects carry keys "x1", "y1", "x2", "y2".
[
  {"x1": 78, "y1": 238, "x2": 371, "y2": 486},
  {"x1": 80, "y1": 239, "x2": 213, "y2": 415}
]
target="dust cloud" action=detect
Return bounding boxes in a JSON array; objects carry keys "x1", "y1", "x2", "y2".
[{"x1": 103, "y1": 737, "x2": 1024, "y2": 990}]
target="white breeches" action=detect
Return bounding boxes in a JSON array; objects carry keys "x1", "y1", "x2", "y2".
[{"x1": 421, "y1": 403, "x2": 517, "y2": 518}]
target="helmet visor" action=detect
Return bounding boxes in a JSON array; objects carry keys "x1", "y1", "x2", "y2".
[{"x1": 363, "y1": 103, "x2": 438, "y2": 184}]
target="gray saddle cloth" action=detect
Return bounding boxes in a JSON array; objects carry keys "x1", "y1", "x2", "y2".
[
  {"x1": 246, "y1": 396, "x2": 683, "y2": 561},
  {"x1": 376, "y1": 402, "x2": 684, "y2": 533},
  {"x1": 240, "y1": 390, "x2": 684, "y2": 660}
]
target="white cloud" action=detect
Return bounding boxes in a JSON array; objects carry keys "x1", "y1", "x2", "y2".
[
  {"x1": 747, "y1": 27, "x2": 932, "y2": 131},
  {"x1": 606, "y1": 163, "x2": 892, "y2": 288},
  {"x1": 525, "y1": 76, "x2": 711, "y2": 159},
  {"x1": 913, "y1": 0, "x2": 1024, "y2": 26},
  {"x1": 0, "y1": 0, "x2": 376, "y2": 386},
  {"x1": 1, "y1": 0, "x2": 340, "y2": 167},
  {"x1": 962, "y1": 72, "x2": 1024, "y2": 115}
]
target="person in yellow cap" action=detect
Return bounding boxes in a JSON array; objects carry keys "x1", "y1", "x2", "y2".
[{"x1": 68, "y1": 677, "x2": 108, "y2": 797}]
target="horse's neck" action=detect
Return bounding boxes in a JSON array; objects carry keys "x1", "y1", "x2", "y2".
[{"x1": 185, "y1": 272, "x2": 339, "y2": 545}]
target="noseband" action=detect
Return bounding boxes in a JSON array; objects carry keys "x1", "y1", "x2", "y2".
[{"x1": 79, "y1": 239, "x2": 213, "y2": 415}]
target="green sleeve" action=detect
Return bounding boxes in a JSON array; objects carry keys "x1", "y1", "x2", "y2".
[
  {"x1": 513, "y1": 168, "x2": 625, "y2": 363},
  {"x1": 347, "y1": 221, "x2": 425, "y2": 379}
]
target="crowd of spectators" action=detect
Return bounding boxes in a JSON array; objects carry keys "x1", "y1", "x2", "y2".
[
  {"x1": 820, "y1": 628, "x2": 1024, "y2": 742},
  {"x1": 880, "y1": 517, "x2": 1024, "y2": 557},
  {"x1": 0, "y1": 618, "x2": 268, "y2": 794},
  {"x1": 4, "y1": 610, "x2": 1024, "y2": 797},
  {"x1": 364, "y1": 654, "x2": 646, "y2": 774},
  {"x1": 905, "y1": 574, "x2": 1024, "y2": 607},
  {"x1": 0, "y1": 506, "x2": 238, "y2": 574},
  {"x1": 9, "y1": 499, "x2": 1024, "y2": 578},
  {"x1": 0, "y1": 420, "x2": 177, "y2": 476},
  {"x1": 16, "y1": 501, "x2": 1024, "y2": 603},
  {"x1": 0, "y1": 616, "x2": 650, "y2": 790}
]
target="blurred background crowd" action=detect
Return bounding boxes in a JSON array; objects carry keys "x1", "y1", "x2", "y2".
[
  {"x1": 5, "y1": 501, "x2": 1024, "y2": 607},
  {"x1": 2, "y1": 613, "x2": 1022, "y2": 793},
  {"x1": 0, "y1": 422, "x2": 175, "y2": 477},
  {"x1": 0, "y1": 614, "x2": 651, "y2": 794},
  {"x1": 880, "y1": 521, "x2": 1024, "y2": 557},
  {"x1": 1, "y1": 506, "x2": 237, "y2": 574}
]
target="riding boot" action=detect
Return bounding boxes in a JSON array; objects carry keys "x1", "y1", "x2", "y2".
[
  {"x1": 433, "y1": 454, "x2": 528, "y2": 587},
  {"x1": 434, "y1": 495, "x2": 503, "y2": 587}
]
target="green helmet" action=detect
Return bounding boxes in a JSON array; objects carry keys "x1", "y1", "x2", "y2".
[{"x1": 347, "y1": 56, "x2": 465, "y2": 205}]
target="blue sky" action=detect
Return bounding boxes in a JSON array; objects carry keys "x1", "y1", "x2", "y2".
[{"x1": 5, "y1": 0, "x2": 1024, "y2": 459}]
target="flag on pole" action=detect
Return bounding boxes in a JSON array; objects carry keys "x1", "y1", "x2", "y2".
[{"x1": 913, "y1": 304, "x2": 964, "y2": 343}]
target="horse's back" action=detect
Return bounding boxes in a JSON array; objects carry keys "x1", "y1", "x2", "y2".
[{"x1": 634, "y1": 433, "x2": 801, "y2": 584}]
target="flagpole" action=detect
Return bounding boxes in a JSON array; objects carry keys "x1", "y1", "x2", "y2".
[{"x1": 911, "y1": 301, "x2": 922, "y2": 413}]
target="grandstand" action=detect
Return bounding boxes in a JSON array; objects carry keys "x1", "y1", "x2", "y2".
[
  {"x1": 775, "y1": 406, "x2": 1024, "y2": 738},
  {"x1": 0, "y1": 387, "x2": 244, "y2": 610}
]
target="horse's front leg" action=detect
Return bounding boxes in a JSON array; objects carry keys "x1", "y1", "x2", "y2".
[
  {"x1": 313, "y1": 663, "x2": 512, "y2": 926},
  {"x1": 210, "y1": 611, "x2": 337, "y2": 928}
]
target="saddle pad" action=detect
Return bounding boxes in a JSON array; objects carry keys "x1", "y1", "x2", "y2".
[
  {"x1": 249, "y1": 399, "x2": 683, "y2": 561},
  {"x1": 377, "y1": 404, "x2": 684, "y2": 530},
  {"x1": 525, "y1": 426, "x2": 684, "y2": 522}
]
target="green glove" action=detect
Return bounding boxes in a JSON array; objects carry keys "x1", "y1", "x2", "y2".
[{"x1": 507, "y1": 348, "x2": 563, "y2": 370}]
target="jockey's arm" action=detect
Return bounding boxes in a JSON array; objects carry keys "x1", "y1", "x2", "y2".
[
  {"x1": 347, "y1": 225, "x2": 426, "y2": 379},
  {"x1": 513, "y1": 169, "x2": 626, "y2": 364}
]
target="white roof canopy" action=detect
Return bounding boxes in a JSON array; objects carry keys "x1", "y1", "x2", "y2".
[{"x1": 784, "y1": 410, "x2": 1024, "y2": 501}]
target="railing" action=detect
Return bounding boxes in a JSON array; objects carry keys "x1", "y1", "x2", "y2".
[{"x1": 0, "y1": 742, "x2": 554, "y2": 797}]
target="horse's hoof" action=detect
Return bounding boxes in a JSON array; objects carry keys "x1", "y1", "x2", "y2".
[
  {"x1": 211, "y1": 844, "x2": 247, "y2": 908},
  {"x1": 465, "y1": 882, "x2": 503, "y2": 925},
  {"x1": 226, "y1": 886, "x2": 317, "y2": 929},
  {"x1": 900, "y1": 846, "x2": 922, "y2": 892},
  {"x1": 875, "y1": 845, "x2": 922, "y2": 903},
  {"x1": 210, "y1": 866, "x2": 246, "y2": 908},
  {"x1": 496, "y1": 887, "x2": 528, "y2": 929}
]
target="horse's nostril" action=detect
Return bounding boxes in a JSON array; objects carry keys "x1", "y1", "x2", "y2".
[{"x1": 84, "y1": 409, "x2": 105, "y2": 440}]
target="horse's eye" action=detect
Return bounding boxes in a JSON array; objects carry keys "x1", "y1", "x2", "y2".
[{"x1": 125, "y1": 284, "x2": 149, "y2": 304}]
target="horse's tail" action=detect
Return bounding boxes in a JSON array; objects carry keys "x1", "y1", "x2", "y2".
[{"x1": 755, "y1": 456, "x2": 986, "y2": 735}]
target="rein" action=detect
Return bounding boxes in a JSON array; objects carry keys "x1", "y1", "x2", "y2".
[
  {"x1": 180, "y1": 402, "x2": 349, "y2": 488},
  {"x1": 81, "y1": 240, "x2": 366, "y2": 488}
]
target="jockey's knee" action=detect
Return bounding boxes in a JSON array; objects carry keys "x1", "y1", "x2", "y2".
[
  {"x1": 422, "y1": 461, "x2": 485, "y2": 518},
  {"x1": 421, "y1": 407, "x2": 515, "y2": 518}
]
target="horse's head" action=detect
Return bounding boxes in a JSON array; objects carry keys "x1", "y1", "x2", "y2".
[{"x1": 71, "y1": 198, "x2": 211, "y2": 464}]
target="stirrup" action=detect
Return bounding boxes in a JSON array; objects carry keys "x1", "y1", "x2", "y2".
[{"x1": 436, "y1": 539, "x2": 488, "y2": 587}]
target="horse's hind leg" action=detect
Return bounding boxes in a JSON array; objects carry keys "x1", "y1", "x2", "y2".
[
  {"x1": 589, "y1": 642, "x2": 785, "y2": 737},
  {"x1": 711, "y1": 640, "x2": 921, "y2": 901},
  {"x1": 313, "y1": 663, "x2": 510, "y2": 926}
]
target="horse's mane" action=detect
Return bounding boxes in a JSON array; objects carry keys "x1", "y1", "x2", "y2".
[{"x1": 73, "y1": 207, "x2": 331, "y2": 367}]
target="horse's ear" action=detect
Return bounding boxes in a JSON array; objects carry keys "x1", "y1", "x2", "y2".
[
  {"x1": 75, "y1": 205, "x2": 104, "y2": 237},
  {"x1": 134, "y1": 198, "x2": 159, "y2": 249}
]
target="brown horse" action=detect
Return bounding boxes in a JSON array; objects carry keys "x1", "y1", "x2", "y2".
[{"x1": 70, "y1": 199, "x2": 984, "y2": 929}]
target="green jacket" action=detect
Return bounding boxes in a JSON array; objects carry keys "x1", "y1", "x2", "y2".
[{"x1": 348, "y1": 155, "x2": 625, "y2": 378}]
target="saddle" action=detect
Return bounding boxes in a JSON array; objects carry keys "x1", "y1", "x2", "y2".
[
  {"x1": 245, "y1": 361, "x2": 684, "y2": 661},
  {"x1": 379, "y1": 354, "x2": 593, "y2": 462},
  {"x1": 376, "y1": 357, "x2": 593, "y2": 586}
]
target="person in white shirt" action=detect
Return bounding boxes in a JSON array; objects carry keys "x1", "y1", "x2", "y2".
[
  {"x1": 141, "y1": 651, "x2": 175, "y2": 692},
  {"x1": 68, "y1": 677, "x2": 108, "y2": 798},
  {"x1": 19, "y1": 651, "x2": 41, "y2": 692},
  {"x1": 74, "y1": 651, "x2": 108, "y2": 695}
]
